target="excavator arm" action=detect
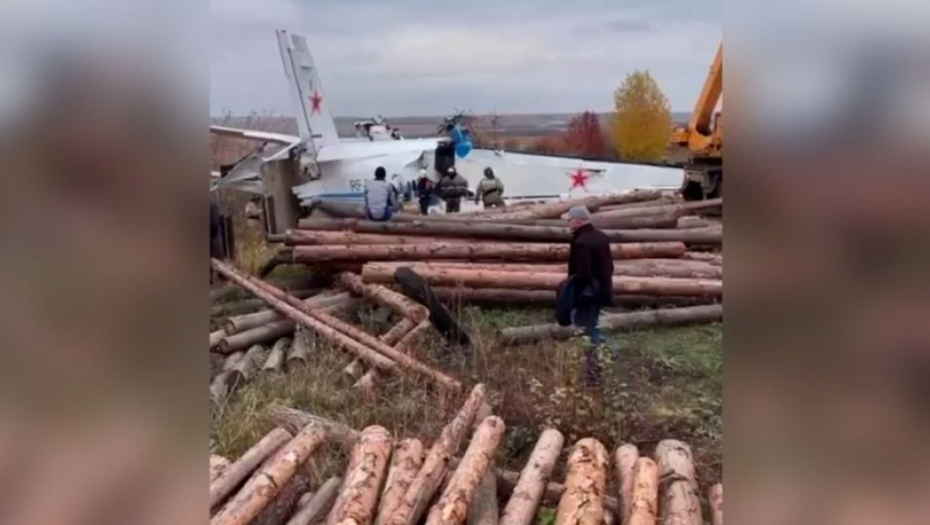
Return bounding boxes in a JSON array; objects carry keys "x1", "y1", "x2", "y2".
[{"x1": 675, "y1": 42, "x2": 723, "y2": 201}]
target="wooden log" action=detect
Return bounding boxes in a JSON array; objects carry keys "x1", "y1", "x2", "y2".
[
  {"x1": 252, "y1": 474, "x2": 311, "y2": 525},
  {"x1": 211, "y1": 425, "x2": 327, "y2": 525},
  {"x1": 346, "y1": 317, "x2": 417, "y2": 386},
  {"x1": 494, "y1": 468, "x2": 620, "y2": 517},
  {"x1": 223, "y1": 344, "x2": 266, "y2": 391},
  {"x1": 428, "y1": 288, "x2": 713, "y2": 308},
  {"x1": 425, "y1": 416, "x2": 506, "y2": 525},
  {"x1": 295, "y1": 242, "x2": 685, "y2": 264},
  {"x1": 682, "y1": 252, "x2": 722, "y2": 266},
  {"x1": 336, "y1": 273, "x2": 429, "y2": 322},
  {"x1": 371, "y1": 260, "x2": 722, "y2": 280},
  {"x1": 654, "y1": 440, "x2": 701, "y2": 525},
  {"x1": 241, "y1": 272, "x2": 458, "y2": 392},
  {"x1": 627, "y1": 458, "x2": 658, "y2": 525},
  {"x1": 286, "y1": 231, "x2": 473, "y2": 246},
  {"x1": 596, "y1": 196, "x2": 677, "y2": 212},
  {"x1": 286, "y1": 477, "x2": 343, "y2": 525},
  {"x1": 377, "y1": 439, "x2": 426, "y2": 525},
  {"x1": 381, "y1": 318, "x2": 418, "y2": 346},
  {"x1": 263, "y1": 338, "x2": 290, "y2": 372},
  {"x1": 675, "y1": 216, "x2": 715, "y2": 229},
  {"x1": 484, "y1": 190, "x2": 664, "y2": 220},
  {"x1": 499, "y1": 428, "x2": 565, "y2": 525},
  {"x1": 555, "y1": 438, "x2": 609, "y2": 525},
  {"x1": 211, "y1": 455, "x2": 231, "y2": 483},
  {"x1": 325, "y1": 426, "x2": 393, "y2": 525},
  {"x1": 270, "y1": 406, "x2": 361, "y2": 448},
  {"x1": 297, "y1": 214, "x2": 680, "y2": 231},
  {"x1": 224, "y1": 292, "x2": 353, "y2": 335},
  {"x1": 381, "y1": 384, "x2": 487, "y2": 525},
  {"x1": 353, "y1": 318, "x2": 430, "y2": 391},
  {"x1": 593, "y1": 199, "x2": 722, "y2": 220},
  {"x1": 297, "y1": 491, "x2": 315, "y2": 509},
  {"x1": 287, "y1": 327, "x2": 312, "y2": 365},
  {"x1": 500, "y1": 304, "x2": 722, "y2": 344},
  {"x1": 213, "y1": 289, "x2": 321, "y2": 317},
  {"x1": 211, "y1": 329, "x2": 228, "y2": 348},
  {"x1": 212, "y1": 273, "x2": 321, "y2": 304},
  {"x1": 210, "y1": 427, "x2": 293, "y2": 509},
  {"x1": 211, "y1": 259, "x2": 400, "y2": 374},
  {"x1": 615, "y1": 445, "x2": 639, "y2": 524},
  {"x1": 218, "y1": 297, "x2": 357, "y2": 354},
  {"x1": 363, "y1": 267, "x2": 719, "y2": 298},
  {"x1": 708, "y1": 484, "x2": 723, "y2": 525},
  {"x1": 466, "y1": 403, "x2": 498, "y2": 525}
]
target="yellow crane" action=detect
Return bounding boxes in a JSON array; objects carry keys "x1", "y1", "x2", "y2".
[{"x1": 673, "y1": 42, "x2": 723, "y2": 200}]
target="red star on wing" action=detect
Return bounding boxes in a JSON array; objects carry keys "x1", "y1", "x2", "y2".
[
  {"x1": 568, "y1": 167, "x2": 591, "y2": 190},
  {"x1": 310, "y1": 90, "x2": 323, "y2": 114}
]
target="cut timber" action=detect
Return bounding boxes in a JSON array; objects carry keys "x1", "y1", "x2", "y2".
[
  {"x1": 499, "y1": 428, "x2": 565, "y2": 525},
  {"x1": 370, "y1": 260, "x2": 722, "y2": 280},
  {"x1": 495, "y1": 469, "x2": 620, "y2": 517},
  {"x1": 627, "y1": 459, "x2": 658, "y2": 525},
  {"x1": 213, "y1": 289, "x2": 320, "y2": 318},
  {"x1": 286, "y1": 230, "x2": 472, "y2": 246},
  {"x1": 593, "y1": 198, "x2": 722, "y2": 220},
  {"x1": 354, "y1": 320, "x2": 431, "y2": 391},
  {"x1": 429, "y1": 288, "x2": 713, "y2": 308},
  {"x1": 210, "y1": 427, "x2": 293, "y2": 509},
  {"x1": 212, "y1": 259, "x2": 400, "y2": 375},
  {"x1": 286, "y1": 477, "x2": 343, "y2": 525},
  {"x1": 298, "y1": 214, "x2": 680, "y2": 231},
  {"x1": 682, "y1": 252, "x2": 722, "y2": 266},
  {"x1": 325, "y1": 426, "x2": 393, "y2": 525},
  {"x1": 211, "y1": 425, "x2": 326, "y2": 525},
  {"x1": 377, "y1": 439, "x2": 426, "y2": 525},
  {"x1": 709, "y1": 484, "x2": 723, "y2": 525},
  {"x1": 425, "y1": 416, "x2": 506, "y2": 525},
  {"x1": 364, "y1": 267, "x2": 719, "y2": 298},
  {"x1": 555, "y1": 438, "x2": 609, "y2": 525},
  {"x1": 224, "y1": 292, "x2": 352, "y2": 335},
  {"x1": 211, "y1": 455, "x2": 231, "y2": 483},
  {"x1": 270, "y1": 406, "x2": 360, "y2": 448},
  {"x1": 381, "y1": 318, "x2": 418, "y2": 346},
  {"x1": 287, "y1": 328, "x2": 312, "y2": 365},
  {"x1": 467, "y1": 404, "x2": 498, "y2": 525},
  {"x1": 211, "y1": 329, "x2": 227, "y2": 348},
  {"x1": 252, "y1": 474, "x2": 311, "y2": 525},
  {"x1": 615, "y1": 445, "x2": 639, "y2": 524},
  {"x1": 381, "y1": 384, "x2": 487, "y2": 525},
  {"x1": 654, "y1": 440, "x2": 701, "y2": 525},
  {"x1": 217, "y1": 297, "x2": 356, "y2": 354},
  {"x1": 499, "y1": 304, "x2": 723, "y2": 344},
  {"x1": 483, "y1": 190, "x2": 664, "y2": 220},
  {"x1": 248, "y1": 274, "x2": 459, "y2": 392},
  {"x1": 295, "y1": 242, "x2": 684, "y2": 263},
  {"x1": 263, "y1": 338, "x2": 291, "y2": 372},
  {"x1": 336, "y1": 273, "x2": 429, "y2": 323}
]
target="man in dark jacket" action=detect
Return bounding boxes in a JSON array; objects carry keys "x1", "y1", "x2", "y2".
[{"x1": 566, "y1": 205, "x2": 614, "y2": 383}]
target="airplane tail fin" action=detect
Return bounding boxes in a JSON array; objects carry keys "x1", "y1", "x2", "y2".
[{"x1": 276, "y1": 30, "x2": 340, "y2": 152}]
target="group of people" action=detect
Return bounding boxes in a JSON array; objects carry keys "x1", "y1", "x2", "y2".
[{"x1": 364, "y1": 165, "x2": 506, "y2": 219}]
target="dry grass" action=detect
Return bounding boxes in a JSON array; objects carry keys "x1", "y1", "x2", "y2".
[{"x1": 210, "y1": 299, "x2": 723, "y2": 494}]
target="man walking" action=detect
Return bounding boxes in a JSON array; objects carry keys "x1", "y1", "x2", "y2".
[
  {"x1": 474, "y1": 167, "x2": 505, "y2": 208},
  {"x1": 364, "y1": 166, "x2": 398, "y2": 221},
  {"x1": 437, "y1": 166, "x2": 468, "y2": 213},
  {"x1": 566, "y1": 205, "x2": 614, "y2": 384}
]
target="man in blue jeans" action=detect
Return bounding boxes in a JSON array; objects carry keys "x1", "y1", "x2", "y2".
[
  {"x1": 566, "y1": 205, "x2": 614, "y2": 384},
  {"x1": 364, "y1": 166, "x2": 398, "y2": 221}
]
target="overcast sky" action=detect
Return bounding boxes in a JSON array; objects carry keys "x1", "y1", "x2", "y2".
[{"x1": 211, "y1": 0, "x2": 721, "y2": 117}]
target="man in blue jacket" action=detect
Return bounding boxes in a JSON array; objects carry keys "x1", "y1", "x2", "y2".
[{"x1": 566, "y1": 205, "x2": 614, "y2": 383}]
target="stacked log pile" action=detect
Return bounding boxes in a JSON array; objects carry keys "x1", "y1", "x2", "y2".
[
  {"x1": 211, "y1": 398, "x2": 723, "y2": 525},
  {"x1": 284, "y1": 191, "x2": 721, "y2": 311}
]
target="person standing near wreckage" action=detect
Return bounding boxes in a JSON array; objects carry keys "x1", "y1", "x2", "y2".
[
  {"x1": 364, "y1": 166, "x2": 398, "y2": 221},
  {"x1": 475, "y1": 167, "x2": 504, "y2": 208},
  {"x1": 437, "y1": 166, "x2": 468, "y2": 213},
  {"x1": 562, "y1": 205, "x2": 614, "y2": 384}
]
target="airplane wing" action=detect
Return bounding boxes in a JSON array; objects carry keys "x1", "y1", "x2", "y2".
[
  {"x1": 315, "y1": 138, "x2": 443, "y2": 162},
  {"x1": 210, "y1": 125, "x2": 302, "y2": 147}
]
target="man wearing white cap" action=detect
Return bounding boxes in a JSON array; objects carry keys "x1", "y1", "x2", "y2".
[{"x1": 566, "y1": 205, "x2": 614, "y2": 384}]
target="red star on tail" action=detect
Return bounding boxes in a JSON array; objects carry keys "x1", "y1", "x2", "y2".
[
  {"x1": 568, "y1": 168, "x2": 591, "y2": 190},
  {"x1": 310, "y1": 90, "x2": 323, "y2": 114}
]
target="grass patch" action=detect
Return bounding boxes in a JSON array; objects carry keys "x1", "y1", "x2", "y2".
[{"x1": 211, "y1": 303, "x2": 723, "y2": 494}]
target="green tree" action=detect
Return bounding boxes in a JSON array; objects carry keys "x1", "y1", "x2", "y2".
[{"x1": 611, "y1": 70, "x2": 672, "y2": 162}]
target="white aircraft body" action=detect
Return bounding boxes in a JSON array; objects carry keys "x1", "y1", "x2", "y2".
[{"x1": 210, "y1": 30, "x2": 683, "y2": 213}]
